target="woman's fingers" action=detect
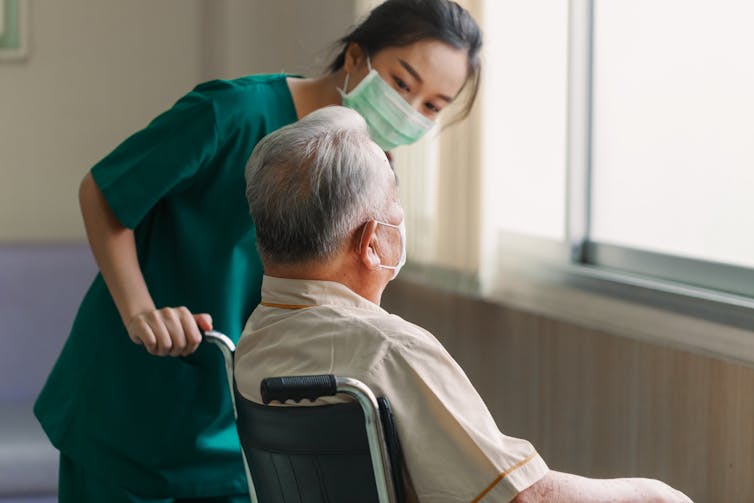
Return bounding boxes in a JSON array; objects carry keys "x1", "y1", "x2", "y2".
[
  {"x1": 127, "y1": 307, "x2": 207, "y2": 357},
  {"x1": 160, "y1": 307, "x2": 186, "y2": 357},
  {"x1": 127, "y1": 315, "x2": 157, "y2": 351},
  {"x1": 194, "y1": 313, "x2": 213, "y2": 332},
  {"x1": 179, "y1": 307, "x2": 202, "y2": 356},
  {"x1": 145, "y1": 310, "x2": 172, "y2": 356}
]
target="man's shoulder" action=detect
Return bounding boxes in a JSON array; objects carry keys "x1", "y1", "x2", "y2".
[{"x1": 336, "y1": 306, "x2": 439, "y2": 351}]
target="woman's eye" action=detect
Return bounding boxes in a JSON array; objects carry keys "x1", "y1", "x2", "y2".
[
  {"x1": 425, "y1": 102, "x2": 441, "y2": 114},
  {"x1": 393, "y1": 77, "x2": 410, "y2": 93}
]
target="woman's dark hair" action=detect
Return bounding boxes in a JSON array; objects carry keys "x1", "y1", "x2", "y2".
[{"x1": 329, "y1": 0, "x2": 483, "y2": 123}]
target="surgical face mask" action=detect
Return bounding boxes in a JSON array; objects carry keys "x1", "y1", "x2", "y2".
[
  {"x1": 338, "y1": 58, "x2": 434, "y2": 151},
  {"x1": 373, "y1": 219, "x2": 406, "y2": 280}
]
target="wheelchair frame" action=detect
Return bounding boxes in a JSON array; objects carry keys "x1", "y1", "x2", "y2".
[{"x1": 203, "y1": 330, "x2": 399, "y2": 503}]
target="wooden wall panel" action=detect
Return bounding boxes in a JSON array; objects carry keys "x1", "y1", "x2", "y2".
[{"x1": 382, "y1": 279, "x2": 754, "y2": 502}]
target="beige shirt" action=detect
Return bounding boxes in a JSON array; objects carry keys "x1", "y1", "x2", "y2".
[{"x1": 235, "y1": 276, "x2": 549, "y2": 502}]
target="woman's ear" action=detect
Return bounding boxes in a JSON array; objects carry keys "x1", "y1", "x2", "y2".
[
  {"x1": 343, "y1": 42, "x2": 366, "y2": 74},
  {"x1": 357, "y1": 220, "x2": 381, "y2": 270}
]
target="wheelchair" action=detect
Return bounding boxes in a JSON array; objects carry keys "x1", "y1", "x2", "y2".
[{"x1": 204, "y1": 330, "x2": 407, "y2": 503}]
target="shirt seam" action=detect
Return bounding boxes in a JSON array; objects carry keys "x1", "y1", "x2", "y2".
[
  {"x1": 362, "y1": 329, "x2": 422, "y2": 384},
  {"x1": 259, "y1": 301, "x2": 315, "y2": 310}
]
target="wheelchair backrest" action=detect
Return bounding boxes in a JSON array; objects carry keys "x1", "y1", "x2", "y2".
[{"x1": 235, "y1": 393, "x2": 388, "y2": 502}]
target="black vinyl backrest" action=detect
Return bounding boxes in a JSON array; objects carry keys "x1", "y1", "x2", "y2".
[{"x1": 234, "y1": 383, "x2": 406, "y2": 503}]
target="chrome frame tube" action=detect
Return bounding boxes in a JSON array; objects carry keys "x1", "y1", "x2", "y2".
[
  {"x1": 335, "y1": 377, "x2": 397, "y2": 503},
  {"x1": 203, "y1": 331, "x2": 260, "y2": 503}
]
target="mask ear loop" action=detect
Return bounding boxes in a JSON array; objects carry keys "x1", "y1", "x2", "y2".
[
  {"x1": 340, "y1": 54, "x2": 373, "y2": 97},
  {"x1": 338, "y1": 71, "x2": 351, "y2": 97},
  {"x1": 341, "y1": 73, "x2": 350, "y2": 95}
]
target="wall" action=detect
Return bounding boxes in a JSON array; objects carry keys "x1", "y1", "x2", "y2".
[
  {"x1": 200, "y1": 0, "x2": 356, "y2": 80},
  {"x1": 0, "y1": 0, "x2": 356, "y2": 241},
  {"x1": 383, "y1": 278, "x2": 754, "y2": 503},
  {"x1": 0, "y1": 1, "x2": 203, "y2": 240}
]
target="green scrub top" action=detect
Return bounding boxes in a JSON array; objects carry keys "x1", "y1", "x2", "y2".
[{"x1": 34, "y1": 74, "x2": 299, "y2": 498}]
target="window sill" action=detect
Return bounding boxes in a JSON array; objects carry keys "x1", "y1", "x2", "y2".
[{"x1": 398, "y1": 262, "x2": 754, "y2": 368}]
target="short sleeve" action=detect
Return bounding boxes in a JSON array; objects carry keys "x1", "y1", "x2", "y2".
[
  {"x1": 90, "y1": 94, "x2": 218, "y2": 229},
  {"x1": 368, "y1": 328, "x2": 549, "y2": 502}
]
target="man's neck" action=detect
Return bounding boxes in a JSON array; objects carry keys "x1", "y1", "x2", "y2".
[{"x1": 264, "y1": 261, "x2": 384, "y2": 305}]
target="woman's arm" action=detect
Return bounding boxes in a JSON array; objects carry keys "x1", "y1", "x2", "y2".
[
  {"x1": 79, "y1": 172, "x2": 211, "y2": 356},
  {"x1": 512, "y1": 470, "x2": 692, "y2": 503}
]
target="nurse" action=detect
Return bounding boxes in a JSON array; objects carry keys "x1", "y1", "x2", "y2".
[{"x1": 34, "y1": 0, "x2": 482, "y2": 501}]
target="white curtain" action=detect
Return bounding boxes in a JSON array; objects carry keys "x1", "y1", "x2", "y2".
[{"x1": 389, "y1": 0, "x2": 485, "y2": 275}]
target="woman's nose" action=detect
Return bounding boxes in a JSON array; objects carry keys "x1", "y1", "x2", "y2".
[{"x1": 406, "y1": 96, "x2": 428, "y2": 116}]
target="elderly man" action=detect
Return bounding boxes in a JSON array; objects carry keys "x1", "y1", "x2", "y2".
[{"x1": 234, "y1": 106, "x2": 691, "y2": 503}]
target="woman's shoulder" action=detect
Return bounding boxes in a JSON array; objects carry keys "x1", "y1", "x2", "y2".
[
  {"x1": 188, "y1": 73, "x2": 298, "y2": 127},
  {"x1": 191, "y1": 73, "x2": 290, "y2": 101}
]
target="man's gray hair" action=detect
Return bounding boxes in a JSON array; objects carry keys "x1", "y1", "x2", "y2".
[{"x1": 245, "y1": 106, "x2": 392, "y2": 264}]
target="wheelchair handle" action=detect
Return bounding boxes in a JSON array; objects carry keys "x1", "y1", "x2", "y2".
[
  {"x1": 201, "y1": 330, "x2": 236, "y2": 352},
  {"x1": 261, "y1": 375, "x2": 338, "y2": 404}
]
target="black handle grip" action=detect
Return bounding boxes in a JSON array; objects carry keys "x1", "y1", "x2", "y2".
[{"x1": 261, "y1": 375, "x2": 338, "y2": 404}]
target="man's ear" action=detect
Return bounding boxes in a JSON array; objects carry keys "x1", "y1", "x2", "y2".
[
  {"x1": 343, "y1": 42, "x2": 366, "y2": 74},
  {"x1": 357, "y1": 220, "x2": 381, "y2": 270}
]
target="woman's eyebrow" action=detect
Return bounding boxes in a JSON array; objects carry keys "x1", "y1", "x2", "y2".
[
  {"x1": 399, "y1": 59, "x2": 423, "y2": 83},
  {"x1": 399, "y1": 59, "x2": 453, "y2": 102}
]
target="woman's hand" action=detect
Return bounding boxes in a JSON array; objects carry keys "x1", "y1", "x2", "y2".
[{"x1": 127, "y1": 309, "x2": 212, "y2": 357}]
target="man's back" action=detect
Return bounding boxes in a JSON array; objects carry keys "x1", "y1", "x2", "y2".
[{"x1": 235, "y1": 276, "x2": 549, "y2": 503}]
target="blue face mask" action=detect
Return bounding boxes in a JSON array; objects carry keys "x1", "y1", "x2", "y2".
[{"x1": 339, "y1": 58, "x2": 434, "y2": 151}]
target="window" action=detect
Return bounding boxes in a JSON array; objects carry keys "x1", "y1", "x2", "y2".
[
  {"x1": 475, "y1": 0, "x2": 754, "y2": 301},
  {"x1": 394, "y1": 0, "x2": 754, "y2": 335},
  {"x1": 589, "y1": 0, "x2": 754, "y2": 297},
  {"x1": 388, "y1": 0, "x2": 754, "y2": 338}
]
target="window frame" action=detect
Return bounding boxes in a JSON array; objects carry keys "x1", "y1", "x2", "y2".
[{"x1": 560, "y1": 0, "x2": 754, "y2": 327}]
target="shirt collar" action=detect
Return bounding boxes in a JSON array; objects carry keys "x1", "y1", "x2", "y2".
[{"x1": 260, "y1": 275, "x2": 385, "y2": 314}]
